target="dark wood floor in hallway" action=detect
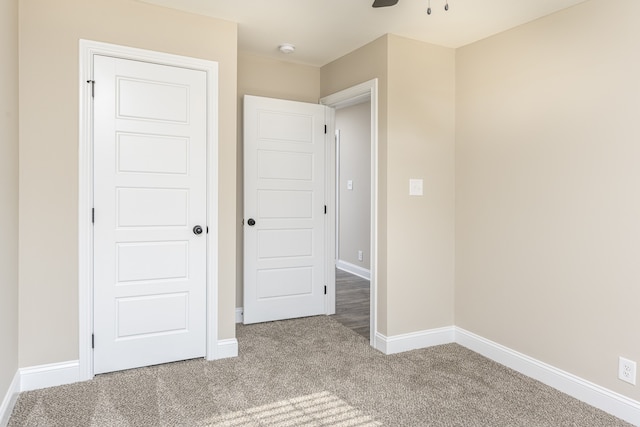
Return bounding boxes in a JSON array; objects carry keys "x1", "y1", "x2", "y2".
[{"x1": 332, "y1": 268, "x2": 370, "y2": 339}]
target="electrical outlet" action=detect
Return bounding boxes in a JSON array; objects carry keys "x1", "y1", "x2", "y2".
[
  {"x1": 619, "y1": 357, "x2": 637, "y2": 385},
  {"x1": 409, "y1": 179, "x2": 423, "y2": 196},
  {"x1": 358, "y1": 250, "x2": 363, "y2": 262}
]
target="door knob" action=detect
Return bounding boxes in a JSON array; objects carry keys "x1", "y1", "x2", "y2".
[
  {"x1": 193, "y1": 225, "x2": 203, "y2": 235},
  {"x1": 247, "y1": 218, "x2": 256, "y2": 226}
]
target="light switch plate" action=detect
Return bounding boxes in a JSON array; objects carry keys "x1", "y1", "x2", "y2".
[
  {"x1": 409, "y1": 179, "x2": 423, "y2": 196},
  {"x1": 347, "y1": 180, "x2": 353, "y2": 190}
]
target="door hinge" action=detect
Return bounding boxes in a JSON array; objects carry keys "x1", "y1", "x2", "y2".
[
  {"x1": 324, "y1": 205, "x2": 327, "y2": 214},
  {"x1": 91, "y1": 334, "x2": 95, "y2": 349},
  {"x1": 87, "y1": 80, "x2": 95, "y2": 98},
  {"x1": 324, "y1": 285, "x2": 327, "y2": 295},
  {"x1": 91, "y1": 208, "x2": 95, "y2": 224},
  {"x1": 324, "y1": 125, "x2": 327, "y2": 134}
]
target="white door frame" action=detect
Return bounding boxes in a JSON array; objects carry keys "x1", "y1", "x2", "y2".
[
  {"x1": 78, "y1": 39, "x2": 219, "y2": 380},
  {"x1": 320, "y1": 79, "x2": 378, "y2": 345}
]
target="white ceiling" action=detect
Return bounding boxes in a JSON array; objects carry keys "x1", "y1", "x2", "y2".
[{"x1": 140, "y1": 0, "x2": 588, "y2": 67}]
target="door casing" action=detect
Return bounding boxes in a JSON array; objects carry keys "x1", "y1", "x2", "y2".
[{"x1": 78, "y1": 39, "x2": 220, "y2": 380}]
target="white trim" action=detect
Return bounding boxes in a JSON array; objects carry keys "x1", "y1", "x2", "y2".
[
  {"x1": 320, "y1": 78, "x2": 379, "y2": 346},
  {"x1": 324, "y1": 105, "x2": 337, "y2": 316},
  {"x1": 455, "y1": 328, "x2": 640, "y2": 426},
  {"x1": 235, "y1": 307, "x2": 244, "y2": 324},
  {"x1": 0, "y1": 371, "x2": 20, "y2": 427},
  {"x1": 374, "y1": 327, "x2": 455, "y2": 355},
  {"x1": 336, "y1": 260, "x2": 370, "y2": 280},
  {"x1": 204, "y1": 49, "x2": 220, "y2": 362},
  {"x1": 19, "y1": 361, "x2": 80, "y2": 392},
  {"x1": 217, "y1": 339, "x2": 239, "y2": 359},
  {"x1": 78, "y1": 39, "x2": 221, "y2": 378},
  {"x1": 335, "y1": 129, "x2": 341, "y2": 264}
]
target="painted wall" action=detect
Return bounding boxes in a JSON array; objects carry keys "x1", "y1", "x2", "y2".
[
  {"x1": 0, "y1": 0, "x2": 19, "y2": 403},
  {"x1": 18, "y1": 0, "x2": 238, "y2": 367},
  {"x1": 336, "y1": 101, "x2": 371, "y2": 269},
  {"x1": 236, "y1": 52, "x2": 321, "y2": 307},
  {"x1": 385, "y1": 35, "x2": 456, "y2": 336},
  {"x1": 321, "y1": 35, "x2": 390, "y2": 334},
  {"x1": 238, "y1": 52, "x2": 320, "y2": 104},
  {"x1": 455, "y1": 0, "x2": 640, "y2": 401},
  {"x1": 321, "y1": 35, "x2": 456, "y2": 336}
]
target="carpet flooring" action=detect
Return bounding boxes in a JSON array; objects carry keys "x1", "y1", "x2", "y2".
[{"x1": 8, "y1": 316, "x2": 632, "y2": 426}]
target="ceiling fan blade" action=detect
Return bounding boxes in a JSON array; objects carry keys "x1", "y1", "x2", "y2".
[{"x1": 372, "y1": 0, "x2": 399, "y2": 7}]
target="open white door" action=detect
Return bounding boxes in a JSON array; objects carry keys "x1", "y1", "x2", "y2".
[
  {"x1": 93, "y1": 55, "x2": 207, "y2": 374},
  {"x1": 243, "y1": 95, "x2": 328, "y2": 324}
]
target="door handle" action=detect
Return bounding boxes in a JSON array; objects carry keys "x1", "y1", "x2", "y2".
[
  {"x1": 247, "y1": 218, "x2": 256, "y2": 226},
  {"x1": 193, "y1": 225, "x2": 203, "y2": 235}
]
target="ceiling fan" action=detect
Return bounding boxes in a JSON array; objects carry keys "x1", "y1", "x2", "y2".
[
  {"x1": 371, "y1": 0, "x2": 399, "y2": 7},
  {"x1": 372, "y1": 0, "x2": 449, "y2": 13}
]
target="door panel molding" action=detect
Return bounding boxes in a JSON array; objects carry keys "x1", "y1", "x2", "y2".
[
  {"x1": 243, "y1": 95, "x2": 328, "y2": 324},
  {"x1": 79, "y1": 39, "x2": 220, "y2": 380}
]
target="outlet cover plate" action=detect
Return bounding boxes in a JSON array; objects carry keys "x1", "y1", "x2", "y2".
[
  {"x1": 409, "y1": 179, "x2": 423, "y2": 196},
  {"x1": 619, "y1": 357, "x2": 637, "y2": 385}
]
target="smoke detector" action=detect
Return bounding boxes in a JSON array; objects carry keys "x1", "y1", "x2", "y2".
[{"x1": 278, "y1": 43, "x2": 296, "y2": 54}]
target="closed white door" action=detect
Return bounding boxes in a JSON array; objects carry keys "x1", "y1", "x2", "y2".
[
  {"x1": 243, "y1": 95, "x2": 328, "y2": 324},
  {"x1": 93, "y1": 55, "x2": 207, "y2": 374}
]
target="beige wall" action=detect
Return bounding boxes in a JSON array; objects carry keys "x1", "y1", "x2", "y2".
[
  {"x1": 236, "y1": 52, "x2": 321, "y2": 307},
  {"x1": 0, "y1": 0, "x2": 19, "y2": 400},
  {"x1": 336, "y1": 101, "x2": 371, "y2": 268},
  {"x1": 386, "y1": 35, "x2": 455, "y2": 335},
  {"x1": 238, "y1": 52, "x2": 320, "y2": 104},
  {"x1": 321, "y1": 35, "x2": 456, "y2": 336},
  {"x1": 321, "y1": 35, "x2": 390, "y2": 333},
  {"x1": 18, "y1": 0, "x2": 238, "y2": 367},
  {"x1": 456, "y1": 0, "x2": 640, "y2": 401}
]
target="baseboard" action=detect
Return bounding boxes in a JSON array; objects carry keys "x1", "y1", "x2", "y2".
[
  {"x1": 0, "y1": 371, "x2": 20, "y2": 427},
  {"x1": 336, "y1": 260, "x2": 370, "y2": 280},
  {"x1": 374, "y1": 326, "x2": 455, "y2": 355},
  {"x1": 19, "y1": 360, "x2": 80, "y2": 392},
  {"x1": 455, "y1": 327, "x2": 640, "y2": 426},
  {"x1": 217, "y1": 338, "x2": 238, "y2": 359},
  {"x1": 235, "y1": 307, "x2": 243, "y2": 324}
]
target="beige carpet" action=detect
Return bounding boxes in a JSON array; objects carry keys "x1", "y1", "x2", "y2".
[{"x1": 8, "y1": 316, "x2": 632, "y2": 426}]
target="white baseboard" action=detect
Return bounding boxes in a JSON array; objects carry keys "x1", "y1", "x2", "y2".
[
  {"x1": 236, "y1": 307, "x2": 243, "y2": 324},
  {"x1": 217, "y1": 339, "x2": 239, "y2": 359},
  {"x1": 374, "y1": 326, "x2": 455, "y2": 355},
  {"x1": 336, "y1": 260, "x2": 370, "y2": 280},
  {"x1": 0, "y1": 371, "x2": 20, "y2": 427},
  {"x1": 19, "y1": 360, "x2": 80, "y2": 392},
  {"x1": 455, "y1": 327, "x2": 640, "y2": 426}
]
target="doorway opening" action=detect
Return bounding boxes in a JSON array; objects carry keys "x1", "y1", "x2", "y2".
[
  {"x1": 332, "y1": 100, "x2": 371, "y2": 339},
  {"x1": 321, "y1": 79, "x2": 378, "y2": 345}
]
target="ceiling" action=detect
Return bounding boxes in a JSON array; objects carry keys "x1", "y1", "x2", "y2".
[{"x1": 140, "y1": 0, "x2": 588, "y2": 67}]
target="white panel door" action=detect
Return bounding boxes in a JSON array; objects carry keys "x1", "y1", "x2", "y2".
[
  {"x1": 244, "y1": 95, "x2": 328, "y2": 324},
  {"x1": 93, "y1": 55, "x2": 207, "y2": 374}
]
